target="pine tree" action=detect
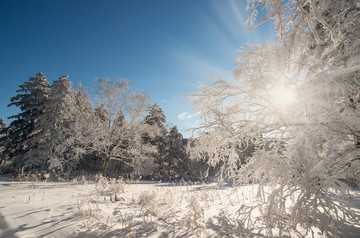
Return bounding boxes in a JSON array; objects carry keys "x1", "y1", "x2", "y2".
[
  {"x1": 36, "y1": 75, "x2": 78, "y2": 173},
  {"x1": 165, "y1": 126, "x2": 189, "y2": 176},
  {"x1": 144, "y1": 103, "x2": 166, "y2": 127},
  {"x1": 70, "y1": 84, "x2": 95, "y2": 173},
  {"x1": 46, "y1": 75, "x2": 74, "y2": 130},
  {"x1": 142, "y1": 104, "x2": 168, "y2": 175},
  {"x1": 73, "y1": 84, "x2": 92, "y2": 121},
  {"x1": 0, "y1": 118, "x2": 8, "y2": 166},
  {"x1": 72, "y1": 83, "x2": 93, "y2": 141},
  {"x1": 93, "y1": 104, "x2": 108, "y2": 123},
  {"x1": 6, "y1": 72, "x2": 50, "y2": 170},
  {"x1": 0, "y1": 119, "x2": 6, "y2": 131}
]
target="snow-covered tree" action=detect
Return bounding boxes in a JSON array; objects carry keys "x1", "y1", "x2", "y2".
[
  {"x1": 80, "y1": 78, "x2": 154, "y2": 176},
  {"x1": 142, "y1": 104, "x2": 168, "y2": 174},
  {"x1": 188, "y1": 130, "x2": 256, "y2": 181},
  {"x1": 164, "y1": 126, "x2": 189, "y2": 176},
  {"x1": 0, "y1": 119, "x2": 6, "y2": 132},
  {"x1": 0, "y1": 118, "x2": 7, "y2": 166},
  {"x1": 93, "y1": 104, "x2": 108, "y2": 123},
  {"x1": 73, "y1": 84, "x2": 93, "y2": 120},
  {"x1": 189, "y1": 0, "x2": 360, "y2": 236},
  {"x1": 144, "y1": 103, "x2": 166, "y2": 127},
  {"x1": 72, "y1": 83, "x2": 93, "y2": 148},
  {"x1": 35, "y1": 75, "x2": 79, "y2": 173},
  {"x1": 67, "y1": 84, "x2": 98, "y2": 173},
  {"x1": 6, "y1": 72, "x2": 50, "y2": 170}
]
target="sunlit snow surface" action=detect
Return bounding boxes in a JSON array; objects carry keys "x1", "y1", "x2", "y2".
[{"x1": 0, "y1": 176, "x2": 359, "y2": 237}]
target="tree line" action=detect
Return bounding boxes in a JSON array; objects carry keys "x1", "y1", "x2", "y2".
[{"x1": 0, "y1": 73, "x2": 200, "y2": 179}]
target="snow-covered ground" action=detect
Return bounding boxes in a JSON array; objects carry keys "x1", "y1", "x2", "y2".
[{"x1": 0, "y1": 175, "x2": 359, "y2": 237}]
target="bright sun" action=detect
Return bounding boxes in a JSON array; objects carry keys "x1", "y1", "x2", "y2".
[{"x1": 270, "y1": 86, "x2": 296, "y2": 108}]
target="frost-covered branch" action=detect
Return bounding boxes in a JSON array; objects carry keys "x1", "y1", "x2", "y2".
[{"x1": 188, "y1": 0, "x2": 360, "y2": 235}]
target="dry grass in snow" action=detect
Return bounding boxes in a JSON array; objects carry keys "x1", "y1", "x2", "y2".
[{"x1": 0, "y1": 175, "x2": 359, "y2": 237}]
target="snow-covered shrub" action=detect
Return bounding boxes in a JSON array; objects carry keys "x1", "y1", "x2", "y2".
[
  {"x1": 95, "y1": 174, "x2": 109, "y2": 192},
  {"x1": 137, "y1": 191, "x2": 156, "y2": 206},
  {"x1": 184, "y1": 195, "x2": 206, "y2": 237},
  {"x1": 109, "y1": 178, "x2": 125, "y2": 195}
]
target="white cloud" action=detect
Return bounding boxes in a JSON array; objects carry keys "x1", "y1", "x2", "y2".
[{"x1": 178, "y1": 111, "x2": 192, "y2": 120}]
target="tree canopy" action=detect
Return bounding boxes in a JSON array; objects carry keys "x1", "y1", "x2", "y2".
[{"x1": 188, "y1": 0, "x2": 360, "y2": 236}]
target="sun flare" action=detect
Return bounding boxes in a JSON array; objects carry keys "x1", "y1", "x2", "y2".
[{"x1": 270, "y1": 86, "x2": 296, "y2": 108}]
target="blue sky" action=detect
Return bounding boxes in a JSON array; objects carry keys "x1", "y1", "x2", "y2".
[{"x1": 0, "y1": 0, "x2": 274, "y2": 137}]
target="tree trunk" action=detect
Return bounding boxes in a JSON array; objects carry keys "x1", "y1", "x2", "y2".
[{"x1": 102, "y1": 156, "x2": 110, "y2": 176}]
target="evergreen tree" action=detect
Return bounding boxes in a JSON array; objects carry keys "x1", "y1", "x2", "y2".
[
  {"x1": 73, "y1": 84, "x2": 92, "y2": 121},
  {"x1": 142, "y1": 104, "x2": 167, "y2": 174},
  {"x1": 144, "y1": 103, "x2": 166, "y2": 127},
  {"x1": 164, "y1": 126, "x2": 189, "y2": 176},
  {"x1": 46, "y1": 75, "x2": 74, "y2": 130},
  {"x1": 0, "y1": 119, "x2": 6, "y2": 131},
  {"x1": 0, "y1": 118, "x2": 7, "y2": 166},
  {"x1": 93, "y1": 104, "x2": 108, "y2": 123},
  {"x1": 6, "y1": 72, "x2": 50, "y2": 170},
  {"x1": 71, "y1": 84, "x2": 96, "y2": 173},
  {"x1": 36, "y1": 75, "x2": 78, "y2": 173},
  {"x1": 72, "y1": 83, "x2": 93, "y2": 141}
]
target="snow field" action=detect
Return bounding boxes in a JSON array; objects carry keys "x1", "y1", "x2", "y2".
[{"x1": 0, "y1": 176, "x2": 359, "y2": 237}]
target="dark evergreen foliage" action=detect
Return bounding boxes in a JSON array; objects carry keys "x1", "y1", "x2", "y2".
[
  {"x1": 0, "y1": 118, "x2": 8, "y2": 167},
  {"x1": 142, "y1": 104, "x2": 168, "y2": 174},
  {"x1": 164, "y1": 126, "x2": 189, "y2": 176},
  {"x1": 5, "y1": 72, "x2": 50, "y2": 169}
]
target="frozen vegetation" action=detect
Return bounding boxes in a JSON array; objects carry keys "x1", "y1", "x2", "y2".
[
  {"x1": 1, "y1": 0, "x2": 360, "y2": 237},
  {"x1": 1, "y1": 175, "x2": 359, "y2": 237}
]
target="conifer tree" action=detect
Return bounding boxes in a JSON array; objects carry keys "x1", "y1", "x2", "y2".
[
  {"x1": 6, "y1": 72, "x2": 50, "y2": 170},
  {"x1": 144, "y1": 104, "x2": 166, "y2": 127},
  {"x1": 70, "y1": 84, "x2": 94, "y2": 171},
  {"x1": 0, "y1": 118, "x2": 7, "y2": 166},
  {"x1": 73, "y1": 84, "x2": 92, "y2": 121},
  {"x1": 143, "y1": 104, "x2": 168, "y2": 174},
  {"x1": 72, "y1": 84, "x2": 93, "y2": 144},
  {"x1": 93, "y1": 104, "x2": 108, "y2": 123},
  {"x1": 165, "y1": 126, "x2": 189, "y2": 176},
  {"x1": 0, "y1": 119, "x2": 6, "y2": 131},
  {"x1": 35, "y1": 75, "x2": 78, "y2": 172}
]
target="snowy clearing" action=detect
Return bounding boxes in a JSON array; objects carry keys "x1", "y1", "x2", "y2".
[{"x1": 0, "y1": 176, "x2": 359, "y2": 238}]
